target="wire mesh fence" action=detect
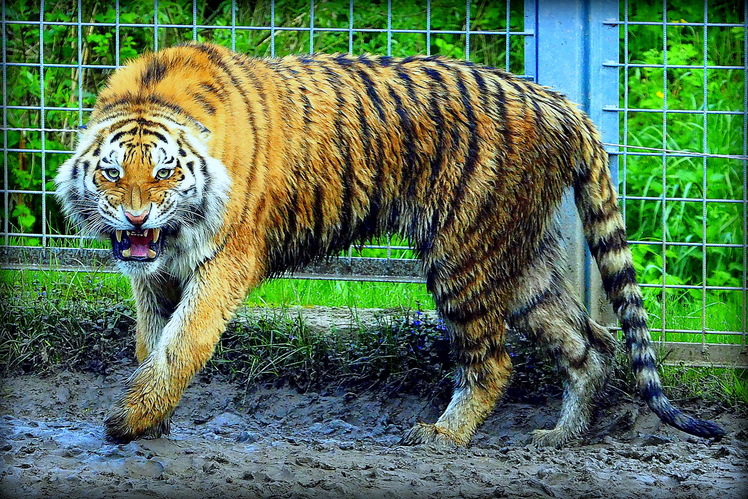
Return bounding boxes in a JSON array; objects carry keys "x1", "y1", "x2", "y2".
[
  {"x1": 1, "y1": 0, "x2": 746, "y2": 365},
  {"x1": 611, "y1": 0, "x2": 746, "y2": 365},
  {"x1": 2, "y1": 0, "x2": 526, "y2": 268}
]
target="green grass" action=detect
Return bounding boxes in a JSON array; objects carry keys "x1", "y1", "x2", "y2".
[
  {"x1": 2, "y1": 267, "x2": 745, "y2": 404},
  {"x1": 0, "y1": 268, "x2": 434, "y2": 310},
  {"x1": 247, "y1": 278, "x2": 434, "y2": 310},
  {"x1": 658, "y1": 365, "x2": 748, "y2": 405},
  {"x1": 4, "y1": 269, "x2": 744, "y2": 337},
  {"x1": 641, "y1": 288, "x2": 745, "y2": 345}
]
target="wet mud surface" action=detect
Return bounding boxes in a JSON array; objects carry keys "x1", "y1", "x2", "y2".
[{"x1": 1, "y1": 368, "x2": 746, "y2": 498}]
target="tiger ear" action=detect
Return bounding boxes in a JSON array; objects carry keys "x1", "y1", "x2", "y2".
[{"x1": 190, "y1": 118, "x2": 210, "y2": 138}]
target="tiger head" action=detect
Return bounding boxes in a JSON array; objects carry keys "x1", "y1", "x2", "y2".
[{"x1": 55, "y1": 113, "x2": 231, "y2": 276}]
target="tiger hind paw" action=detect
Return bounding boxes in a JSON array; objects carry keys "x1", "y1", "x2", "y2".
[{"x1": 399, "y1": 422, "x2": 469, "y2": 447}]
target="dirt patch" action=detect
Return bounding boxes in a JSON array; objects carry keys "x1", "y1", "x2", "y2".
[
  {"x1": 1, "y1": 364, "x2": 746, "y2": 499},
  {"x1": 1, "y1": 306, "x2": 746, "y2": 497}
]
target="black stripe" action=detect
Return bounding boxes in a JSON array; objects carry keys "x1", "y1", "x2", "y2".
[
  {"x1": 387, "y1": 84, "x2": 419, "y2": 202},
  {"x1": 109, "y1": 130, "x2": 132, "y2": 143},
  {"x1": 582, "y1": 206, "x2": 621, "y2": 237},
  {"x1": 632, "y1": 351, "x2": 657, "y2": 373},
  {"x1": 611, "y1": 293, "x2": 644, "y2": 314},
  {"x1": 394, "y1": 66, "x2": 424, "y2": 214},
  {"x1": 378, "y1": 55, "x2": 393, "y2": 67},
  {"x1": 355, "y1": 91, "x2": 380, "y2": 235},
  {"x1": 355, "y1": 66, "x2": 388, "y2": 233},
  {"x1": 493, "y1": 79, "x2": 513, "y2": 155},
  {"x1": 441, "y1": 299, "x2": 490, "y2": 325},
  {"x1": 71, "y1": 159, "x2": 82, "y2": 180},
  {"x1": 140, "y1": 57, "x2": 168, "y2": 87},
  {"x1": 506, "y1": 270, "x2": 566, "y2": 324},
  {"x1": 622, "y1": 315, "x2": 648, "y2": 332},
  {"x1": 358, "y1": 54, "x2": 375, "y2": 68},
  {"x1": 602, "y1": 266, "x2": 637, "y2": 297},
  {"x1": 422, "y1": 67, "x2": 451, "y2": 253},
  {"x1": 624, "y1": 332, "x2": 650, "y2": 351},
  {"x1": 324, "y1": 65, "x2": 354, "y2": 245},
  {"x1": 197, "y1": 157, "x2": 211, "y2": 195},
  {"x1": 198, "y1": 81, "x2": 228, "y2": 101},
  {"x1": 300, "y1": 88, "x2": 313, "y2": 125},
  {"x1": 176, "y1": 135, "x2": 200, "y2": 176},
  {"x1": 333, "y1": 53, "x2": 354, "y2": 67},
  {"x1": 423, "y1": 67, "x2": 442, "y2": 81},
  {"x1": 640, "y1": 379, "x2": 664, "y2": 401},
  {"x1": 588, "y1": 226, "x2": 628, "y2": 259},
  {"x1": 146, "y1": 94, "x2": 186, "y2": 117},
  {"x1": 396, "y1": 66, "x2": 419, "y2": 103},
  {"x1": 190, "y1": 91, "x2": 217, "y2": 115},
  {"x1": 530, "y1": 98, "x2": 546, "y2": 130},
  {"x1": 426, "y1": 88, "x2": 446, "y2": 188},
  {"x1": 140, "y1": 128, "x2": 168, "y2": 143},
  {"x1": 312, "y1": 183, "x2": 325, "y2": 249},
  {"x1": 470, "y1": 67, "x2": 488, "y2": 94},
  {"x1": 357, "y1": 68, "x2": 387, "y2": 123},
  {"x1": 108, "y1": 117, "x2": 170, "y2": 133},
  {"x1": 441, "y1": 69, "x2": 480, "y2": 232}
]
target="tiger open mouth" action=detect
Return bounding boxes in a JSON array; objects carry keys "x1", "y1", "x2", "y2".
[{"x1": 110, "y1": 228, "x2": 164, "y2": 262}]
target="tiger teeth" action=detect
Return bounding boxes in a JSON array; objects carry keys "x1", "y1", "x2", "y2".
[
  {"x1": 115, "y1": 230, "x2": 123, "y2": 242},
  {"x1": 147, "y1": 249, "x2": 157, "y2": 259},
  {"x1": 152, "y1": 228, "x2": 160, "y2": 243},
  {"x1": 122, "y1": 248, "x2": 132, "y2": 258}
]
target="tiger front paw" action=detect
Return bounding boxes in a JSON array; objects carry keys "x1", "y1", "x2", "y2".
[
  {"x1": 103, "y1": 362, "x2": 177, "y2": 443},
  {"x1": 104, "y1": 400, "x2": 172, "y2": 444},
  {"x1": 399, "y1": 422, "x2": 469, "y2": 447}
]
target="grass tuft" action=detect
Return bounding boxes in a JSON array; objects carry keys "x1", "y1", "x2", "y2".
[{"x1": 1, "y1": 268, "x2": 744, "y2": 409}]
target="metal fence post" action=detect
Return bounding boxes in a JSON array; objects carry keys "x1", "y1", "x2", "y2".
[{"x1": 524, "y1": 0, "x2": 619, "y2": 325}]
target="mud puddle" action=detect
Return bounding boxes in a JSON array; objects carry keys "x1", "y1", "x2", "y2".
[{"x1": 1, "y1": 368, "x2": 746, "y2": 498}]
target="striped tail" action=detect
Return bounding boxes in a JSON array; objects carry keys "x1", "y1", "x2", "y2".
[{"x1": 572, "y1": 123, "x2": 725, "y2": 439}]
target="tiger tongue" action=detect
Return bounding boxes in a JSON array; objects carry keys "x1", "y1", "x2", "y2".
[{"x1": 128, "y1": 233, "x2": 153, "y2": 258}]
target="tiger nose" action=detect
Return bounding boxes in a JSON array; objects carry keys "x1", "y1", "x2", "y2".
[{"x1": 124, "y1": 208, "x2": 150, "y2": 227}]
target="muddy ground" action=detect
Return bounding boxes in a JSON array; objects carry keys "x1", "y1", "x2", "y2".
[
  {"x1": 0, "y1": 368, "x2": 745, "y2": 499},
  {"x1": 1, "y1": 308, "x2": 746, "y2": 498}
]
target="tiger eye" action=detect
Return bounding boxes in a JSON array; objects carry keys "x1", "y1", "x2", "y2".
[
  {"x1": 102, "y1": 168, "x2": 120, "y2": 182},
  {"x1": 155, "y1": 168, "x2": 174, "y2": 180}
]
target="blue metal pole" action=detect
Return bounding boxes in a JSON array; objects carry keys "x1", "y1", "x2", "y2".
[{"x1": 525, "y1": 0, "x2": 619, "y2": 322}]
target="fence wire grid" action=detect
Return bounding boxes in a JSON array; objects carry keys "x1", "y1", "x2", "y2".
[{"x1": 1, "y1": 0, "x2": 746, "y2": 365}]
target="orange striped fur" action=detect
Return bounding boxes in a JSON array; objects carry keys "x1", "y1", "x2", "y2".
[{"x1": 55, "y1": 43, "x2": 724, "y2": 446}]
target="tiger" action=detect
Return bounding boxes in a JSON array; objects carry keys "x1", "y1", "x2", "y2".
[{"x1": 54, "y1": 42, "x2": 725, "y2": 447}]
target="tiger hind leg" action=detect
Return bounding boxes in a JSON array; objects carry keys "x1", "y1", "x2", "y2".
[
  {"x1": 401, "y1": 306, "x2": 512, "y2": 447},
  {"x1": 507, "y1": 233, "x2": 617, "y2": 447}
]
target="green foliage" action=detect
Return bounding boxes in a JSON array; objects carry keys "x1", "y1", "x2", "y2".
[{"x1": 620, "y1": 0, "x2": 744, "y2": 327}]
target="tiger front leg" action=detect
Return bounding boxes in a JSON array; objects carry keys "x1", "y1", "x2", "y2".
[
  {"x1": 130, "y1": 273, "x2": 183, "y2": 363},
  {"x1": 401, "y1": 318, "x2": 511, "y2": 447},
  {"x1": 105, "y1": 254, "x2": 260, "y2": 443}
]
